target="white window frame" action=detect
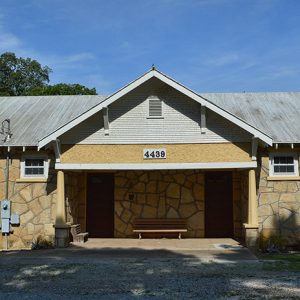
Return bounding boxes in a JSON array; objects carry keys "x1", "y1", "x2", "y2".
[
  {"x1": 147, "y1": 95, "x2": 164, "y2": 119},
  {"x1": 269, "y1": 152, "x2": 299, "y2": 177},
  {"x1": 20, "y1": 155, "x2": 49, "y2": 179}
]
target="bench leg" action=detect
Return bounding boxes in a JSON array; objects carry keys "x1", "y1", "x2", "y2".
[
  {"x1": 139, "y1": 233, "x2": 142, "y2": 239},
  {"x1": 178, "y1": 233, "x2": 181, "y2": 239}
]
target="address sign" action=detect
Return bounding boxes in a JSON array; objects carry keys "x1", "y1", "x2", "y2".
[{"x1": 143, "y1": 149, "x2": 167, "y2": 159}]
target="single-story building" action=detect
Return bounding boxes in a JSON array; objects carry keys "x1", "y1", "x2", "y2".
[{"x1": 0, "y1": 68, "x2": 299, "y2": 249}]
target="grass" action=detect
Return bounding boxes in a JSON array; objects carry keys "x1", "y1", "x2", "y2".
[{"x1": 260, "y1": 253, "x2": 300, "y2": 272}]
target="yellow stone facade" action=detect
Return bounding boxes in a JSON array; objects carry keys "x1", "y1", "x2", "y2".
[
  {"x1": 2, "y1": 144, "x2": 299, "y2": 250},
  {"x1": 258, "y1": 149, "x2": 300, "y2": 244},
  {"x1": 60, "y1": 143, "x2": 252, "y2": 164},
  {"x1": 0, "y1": 149, "x2": 56, "y2": 249}
]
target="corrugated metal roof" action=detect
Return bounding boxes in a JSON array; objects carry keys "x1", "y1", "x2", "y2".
[
  {"x1": 0, "y1": 95, "x2": 107, "y2": 146},
  {"x1": 1, "y1": 91, "x2": 300, "y2": 146},
  {"x1": 200, "y1": 92, "x2": 300, "y2": 143}
]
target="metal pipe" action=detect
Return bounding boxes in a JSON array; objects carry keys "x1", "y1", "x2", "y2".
[{"x1": 5, "y1": 151, "x2": 9, "y2": 200}]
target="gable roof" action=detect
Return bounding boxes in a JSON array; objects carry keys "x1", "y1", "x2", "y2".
[
  {"x1": 202, "y1": 92, "x2": 300, "y2": 143},
  {"x1": 0, "y1": 95, "x2": 106, "y2": 146},
  {"x1": 36, "y1": 69, "x2": 272, "y2": 149}
]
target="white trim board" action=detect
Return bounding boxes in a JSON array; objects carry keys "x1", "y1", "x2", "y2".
[
  {"x1": 55, "y1": 162, "x2": 257, "y2": 170},
  {"x1": 38, "y1": 68, "x2": 272, "y2": 149}
]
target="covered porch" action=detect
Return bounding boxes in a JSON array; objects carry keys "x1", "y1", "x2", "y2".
[{"x1": 54, "y1": 167, "x2": 259, "y2": 248}]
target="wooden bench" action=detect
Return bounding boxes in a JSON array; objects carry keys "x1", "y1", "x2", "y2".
[
  {"x1": 70, "y1": 224, "x2": 89, "y2": 243},
  {"x1": 133, "y1": 218, "x2": 187, "y2": 239}
]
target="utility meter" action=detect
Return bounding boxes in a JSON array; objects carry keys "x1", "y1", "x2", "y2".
[{"x1": 1, "y1": 199, "x2": 11, "y2": 219}]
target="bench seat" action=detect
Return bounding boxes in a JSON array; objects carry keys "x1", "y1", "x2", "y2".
[
  {"x1": 70, "y1": 224, "x2": 89, "y2": 243},
  {"x1": 133, "y1": 218, "x2": 187, "y2": 239}
]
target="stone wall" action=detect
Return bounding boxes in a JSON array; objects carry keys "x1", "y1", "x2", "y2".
[
  {"x1": 66, "y1": 172, "x2": 86, "y2": 231},
  {"x1": 0, "y1": 149, "x2": 56, "y2": 249},
  {"x1": 114, "y1": 170, "x2": 205, "y2": 238},
  {"x1": 114, "y1": 170, "x2": 243, "y2": 238},
  {"x1": 257, "y1": 152, "x2": 300, "y2": 244}
]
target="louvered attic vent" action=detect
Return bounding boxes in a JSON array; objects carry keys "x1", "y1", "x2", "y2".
[{"x1": 148, "y1": 96, "x2": 163, "y2": 117}]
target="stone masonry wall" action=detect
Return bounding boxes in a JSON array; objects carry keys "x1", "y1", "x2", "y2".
[
  {"x1": 0, "y1": 149, "x2": 56, "y2": 249},
  {"x1": 66, "y1": 172, "x2": 86, "y2": 231},
  {"x1": 114, "y1": 170, "x2": 243, "y2": 238},
  {"x1": 257, "y1": 152, "x2": 300, "y2": 244},
  {"x1": 114, "y1": 170, "x2": 205, "y2": 238}
]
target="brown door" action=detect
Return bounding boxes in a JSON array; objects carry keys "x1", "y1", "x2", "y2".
[
  {"x1": 205, "y1": 171, "x2": 233, "y2": 238},
  {"x1": 86, "y1": 173, "x2": 114, "y2": 238}
]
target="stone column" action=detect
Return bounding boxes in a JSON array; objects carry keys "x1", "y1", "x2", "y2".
[
  {"x1": 54, "y1": 170, "x2": 69, "y2": 247},
  {"x1": 243, "y1": 169, "x2": 259, "y2": 248}
]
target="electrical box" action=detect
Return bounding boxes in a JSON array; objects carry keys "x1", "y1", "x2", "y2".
[
  {"x1": 1, "y1": 219, "x2": 10, "y2": 234},
  {"x1": 10, "y1": 214, "x2": 20, "y2": 225},
  {"x1": 1, "y1": 200, "x2": 11, "y2": 219}
]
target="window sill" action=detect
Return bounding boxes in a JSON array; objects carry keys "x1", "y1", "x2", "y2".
[
  {"x1": 267, "y1": 176, "x2": 300, "y2": 181},
  {"x1": 16, "y1": 178, "x2": 48, "y2": 183}
]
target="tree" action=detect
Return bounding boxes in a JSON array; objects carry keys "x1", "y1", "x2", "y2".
[
  {"x1": 0, "y1": 52, "x2": 51, "y2": 96},
  {"x1": 0, "y1": 52, "x2": 97, "y2": 96},
  {"x1": 27, "y1": 83, "x2": 96, "y2": 95}
]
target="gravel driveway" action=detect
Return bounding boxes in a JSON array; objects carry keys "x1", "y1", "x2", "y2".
[{"x1": 0, "y1": 248, "x2": 299, "y2": 299}]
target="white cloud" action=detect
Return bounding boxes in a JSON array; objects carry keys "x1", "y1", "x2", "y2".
[
  {"x1": 0, "y1": 32, "x2": 20, "y2": 50},
  {"x1": 204, "y1": 53, "x2": 240, "y2": 67},
  {"x1": 0, "y1": 15, "x2": 21, "y2": 51},
  {"x1": 64, "y1": 52, "x2": 95, "y2": 63}
]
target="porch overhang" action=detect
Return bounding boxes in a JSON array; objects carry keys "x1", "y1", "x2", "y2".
[{"x1": 55, "y1": 161, "x2": 257, "y2": 170}]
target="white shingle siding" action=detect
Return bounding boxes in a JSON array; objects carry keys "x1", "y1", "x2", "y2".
[{"x1": 60, "y1": 84, "x2": 251, "y2": 145}]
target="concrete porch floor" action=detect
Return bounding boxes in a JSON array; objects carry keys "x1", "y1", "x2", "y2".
[
  {"x1": 66, "y1": 238, "x2": 257, "y2": 262},
  {"x1": 74, "y1": 238, "x2": 244, "y2": 251}
]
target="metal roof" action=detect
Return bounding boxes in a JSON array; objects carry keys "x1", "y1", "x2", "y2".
[
  {"x1": 0, "y1": 95, "x2": 107, "y2": 146},
  {"x1": 201, "y1": 92, "x2": 300, "y2": 143},
  {"x1": 1, "y1": 90, "x2": 300, "y2": 147}
]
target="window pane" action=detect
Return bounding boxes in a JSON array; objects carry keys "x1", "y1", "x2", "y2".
[
  {"x1": 279, "y1": 157, "x2": 287, "y2": 164},
  {"x1": 274, "y1": 157, "x2": 280, "y2": 164},
  {"x1": 37, "y1": 168, "x2": 44, "y2": 175},
  {"x1": 279, "y1": 166, "x2": 287, "y2": 172},
  {"x1": 25, "y1": 168, "x2": 33, "y2": 175},
  {"x1": 286, "y1": 166, "x2": 294, "y2": 173},
  {"x1": 274, "y1": 166, "x2": 280, "y2": 173},
  {"x1": 25, "y1": 167, "x2": 44, "y2": 175},
  {"x1": 287, "y1": 157, "x2": 294, "y2": 164},
  {"x1": 25, "y1": 159, "x2": 44, "y2": 166}
]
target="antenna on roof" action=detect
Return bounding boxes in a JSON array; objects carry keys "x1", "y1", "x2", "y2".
[{"x1": 151, "y1": 64, "x2": 155, "y2": 70}]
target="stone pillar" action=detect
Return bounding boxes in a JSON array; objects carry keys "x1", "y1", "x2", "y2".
[
  {"x1": 54, "y1": 170, "x2": 69, "y2": 247},
  {"x1": 243, "y1": 169, "x2": 259, "y2": 249}
]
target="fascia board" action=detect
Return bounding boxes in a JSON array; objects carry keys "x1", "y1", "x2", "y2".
[{"x1": 55, "y1": 161, "x2": 257, "y2": 170}]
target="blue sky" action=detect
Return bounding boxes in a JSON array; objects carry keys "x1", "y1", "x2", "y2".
[{"x1": 0, "y1": 0, "x2": 299, "y2": 94}]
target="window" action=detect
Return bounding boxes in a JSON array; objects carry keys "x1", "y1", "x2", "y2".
[
  {"x1": 269, "y1": 153, "x2": 299, "y2": 177},
  {"x1": 21, "y1": 156, "x2": 49, "y2": 178},
  {"x1": 148, "y1": 96, "x2": 163, "y2": 118}
]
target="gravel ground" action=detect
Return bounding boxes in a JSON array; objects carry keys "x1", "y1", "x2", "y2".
[{"x1": 0, "y1": 249, "x2": 299, "y2": 299}]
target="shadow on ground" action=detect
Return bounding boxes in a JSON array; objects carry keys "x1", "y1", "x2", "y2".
[{"x1": 0, "y1": 245, "x2": 299, "y2": 299}]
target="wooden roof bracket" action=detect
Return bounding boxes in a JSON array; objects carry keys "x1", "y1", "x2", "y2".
[
  {"x1": 53, "y1": 139, "x2": 61, "y2": 163},
  {"x1": 251, "y1": 137, "x2": 258, "y2": 161},
  {"x1": 200, "y1": 105, "x2": 206, "y2": 134},
  {"x1": 103, "y1": 107, "x2": 109, "y2": 136}
]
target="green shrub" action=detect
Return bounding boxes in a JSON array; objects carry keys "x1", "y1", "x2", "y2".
[
  {"x1": 31, "y1": 235, "x2": 54, "y2": 250},
  {"x1": 259, "y1": 234, "x2": 289, "y2": 253}
]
